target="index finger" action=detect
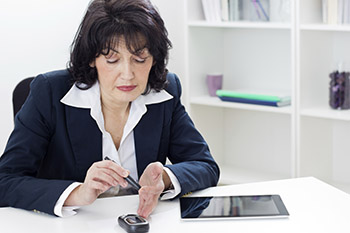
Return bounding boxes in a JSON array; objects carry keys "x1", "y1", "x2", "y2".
[{"x1": 98, "y1": 159, "x2": 129, "y2": 178}]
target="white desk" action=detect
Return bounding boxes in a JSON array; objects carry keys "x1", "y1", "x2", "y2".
[{"x1": 1, "y1": 177, "x2": 349, "y2": 233}]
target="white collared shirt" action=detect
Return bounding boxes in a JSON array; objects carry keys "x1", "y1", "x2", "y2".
[{"x1": 54, "y1": 81, "x2": 181, "y2": 217}]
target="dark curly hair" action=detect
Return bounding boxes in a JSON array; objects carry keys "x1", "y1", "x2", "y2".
[{"x1": 68, "y1": 0, "x2": 172, "y2": 93}]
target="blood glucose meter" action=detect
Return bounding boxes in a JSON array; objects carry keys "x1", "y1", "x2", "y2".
[{"x1": 118, "y1": 214, "x2": 149, "y2": 233}]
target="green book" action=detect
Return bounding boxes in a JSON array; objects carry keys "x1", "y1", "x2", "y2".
[{"x1": 216, "y1": 90, "x2": 291, "y2": 102}]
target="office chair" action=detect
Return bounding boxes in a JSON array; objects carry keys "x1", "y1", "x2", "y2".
[{"x1": 12, "y1": 77, "x2": 34, "y2": 119}]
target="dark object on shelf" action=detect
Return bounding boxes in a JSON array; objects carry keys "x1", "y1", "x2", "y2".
[{"x1": 329, "y1": 71, "x2": 350, "y2": 110}]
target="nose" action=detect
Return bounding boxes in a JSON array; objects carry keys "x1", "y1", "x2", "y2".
[{"x1": 120, "y1": 60, "x2": 134, "y2": 80}]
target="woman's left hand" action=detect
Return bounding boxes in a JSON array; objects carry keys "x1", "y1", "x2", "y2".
[{"x1": 137, "y1": 162, "x2": 165, "y2": 218}]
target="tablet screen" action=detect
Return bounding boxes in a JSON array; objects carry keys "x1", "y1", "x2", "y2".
[{"x1": 179, "y1": 195, "x2": 289, "y2": 220}]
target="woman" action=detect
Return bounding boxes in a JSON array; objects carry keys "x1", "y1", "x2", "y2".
[{"x1": 0, "y1": 0, "x2": 219, "y2": 218}]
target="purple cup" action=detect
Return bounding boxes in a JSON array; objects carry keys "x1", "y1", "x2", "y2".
[{"x1": 206, "y1": 74, "x2": 223, "y2": 96}]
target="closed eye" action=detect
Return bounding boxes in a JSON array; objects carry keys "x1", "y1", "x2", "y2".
[
  {"x1": 106, "y1": 58, "x2": 119, "y2": 64},
  {"x1": 134, "y1": 58, "x2": 146, "y2": 63},
  {"x1": 134, "y1": 55, "x2": 150, "y2": 64},
  {"x1": 105, "y1": 51, "x2": 119, "y2": 64}
]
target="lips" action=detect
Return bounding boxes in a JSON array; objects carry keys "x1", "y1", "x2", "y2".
[{"x1": 117, "y1": 85, "x2": 137, "y2": 92}]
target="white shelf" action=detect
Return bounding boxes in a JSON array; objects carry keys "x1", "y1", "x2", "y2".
[
  {"x1": 219, "y1": 166, "x2": 291, "y2": 185},
  {"x1": 190, "y1": 96, "x2": 292, "y2": 114},
  {"x1": 301, "y1": 106, "x2": 350, "y2": 121},
  {"x1": 300, "y1": 24, "x2": 350, "y2": 32},
  {"x1": 188, "y1": 20, "x2": 291, "y2": 29},
  {"x1": 185, "y1": 0, "x2": 350, "y2": 190}
]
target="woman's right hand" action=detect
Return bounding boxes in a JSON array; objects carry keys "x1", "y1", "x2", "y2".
[{"x1": 64, "y1": 160, "x2": 129, "y2": 206}]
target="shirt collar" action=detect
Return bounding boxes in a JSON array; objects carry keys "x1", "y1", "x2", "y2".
[{"x1": 60, "y1": 82, "x2": 173, "y2": 109}]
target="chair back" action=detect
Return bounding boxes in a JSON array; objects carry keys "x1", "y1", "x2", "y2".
[{"x1": 12, "y1": 77, "x2": 34, "y2": 118}]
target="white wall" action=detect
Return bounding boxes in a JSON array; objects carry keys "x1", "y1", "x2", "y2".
[
  {"x1": 0, "y1": 0, "x2": 186, "y2": 153},
  {"x1": 151, "y1": 0, "x2": 187, "y2": 106},
  {"x1": 0, "y1": 0, "x2": 90, "y2": 152},
  {"x1": 152, "y1": 0, "x2": 186, "y2": 82}
]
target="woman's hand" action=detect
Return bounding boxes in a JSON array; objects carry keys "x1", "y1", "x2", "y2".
[
  {"x1": 64, "y1": 160, "x2": 129, "y2": 206},
  {"x1": 137, "y1": 162, "x2": 165, "y2": 218}
]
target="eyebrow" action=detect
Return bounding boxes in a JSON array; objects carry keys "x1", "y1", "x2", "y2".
[{"x1": 109, "y1": 46, "x2": 149, "y2": 56}]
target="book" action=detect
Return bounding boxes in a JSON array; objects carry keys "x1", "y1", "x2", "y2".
[
  {"x1": 269, "y1": 0, "x2": 290, "y2": 22},
  {"x1": 327, "y1": 0, "x2": 338, "y2": 24},
  {"x1": 229, "y1": 0, "x2": 240, "y2": 21},
  {"x1": 216, "y1": 89, "x2": 291, "y2": 102},
  {"x1": 221, "y1": 0, "x2": 229, "y2": 21},
  {"x1": 201, "y1": 0, "x2": 222, "y2": 22},
  {"x1": 218, "y1": 96, "x2": 291, "y2": 107},
  {"x1": 212, "y1": 0, "x2": 222, "y2": 22},
  {"x1": 343, "y1": 0, "x2": 350, "y2": 24},
  {"x1": 344, "y1": 0, "x2": 349, "y2": 24},
  {"x1": 255, "y1": 0, "x2": 270, "y2": 21},
  {"x1": 338, "y1": 0, "x2": 344, "y2": 24},
  {"x1": 322, "y1": 0, "x2": 328, "y2": 24},
  {"x1": 201, "y1": 0, "x2": 212, "y2": 21}
]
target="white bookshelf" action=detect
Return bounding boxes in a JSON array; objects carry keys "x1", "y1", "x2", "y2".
[
  {"x1": 301, "y1": 107, "x2": 350, "y2": 121},
  {"x1": 297, "y1": 0, "x2": 350, "y2": 193},
  {"x1": 185, "y1": 0, "x2": 294, "y2": 189},
  {"x1": 182, "y1": 0, "x2": 350, "y2": 193}
]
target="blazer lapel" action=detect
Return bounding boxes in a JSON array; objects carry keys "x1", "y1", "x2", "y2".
[
  {"x1": 134, "y1": 104, "x2": 164, "y2": 178},
  {"x1": 65, "y1": 106, "x2": 102, "y2": 181}
]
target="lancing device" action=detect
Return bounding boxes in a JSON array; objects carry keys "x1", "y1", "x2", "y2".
[{"x1": 105, "y1": 156, "x2": 141, "y2": 191}]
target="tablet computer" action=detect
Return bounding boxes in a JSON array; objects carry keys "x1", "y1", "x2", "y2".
[{"x1": 179, "y1": 194, "x2": 289, "y2": 220}]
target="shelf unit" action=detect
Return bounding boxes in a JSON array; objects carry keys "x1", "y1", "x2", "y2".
[
  {"x1": 184, "y1": 0, "x2": 350, "y2": 193},
  {"x1": 297, "y1": 0, "x2": 350, "y2": 194}
]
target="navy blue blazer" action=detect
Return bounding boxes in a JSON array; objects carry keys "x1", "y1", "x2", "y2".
[{"x1": 0, "y1": 70, "x2": 219, "y2": 216}]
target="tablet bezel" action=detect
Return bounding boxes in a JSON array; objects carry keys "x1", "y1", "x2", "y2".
[{"x1": 179, "y1": 194, "x2": 289, "y2": 221}]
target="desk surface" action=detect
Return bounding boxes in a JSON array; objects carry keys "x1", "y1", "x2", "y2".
[{"x1": 1, "y1": 177, "x2": 349, "y2": 233}]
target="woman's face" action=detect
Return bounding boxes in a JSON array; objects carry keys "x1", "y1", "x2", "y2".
[{"x1": 94, "y1": 38, "x2": 154, "y2": 106}]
